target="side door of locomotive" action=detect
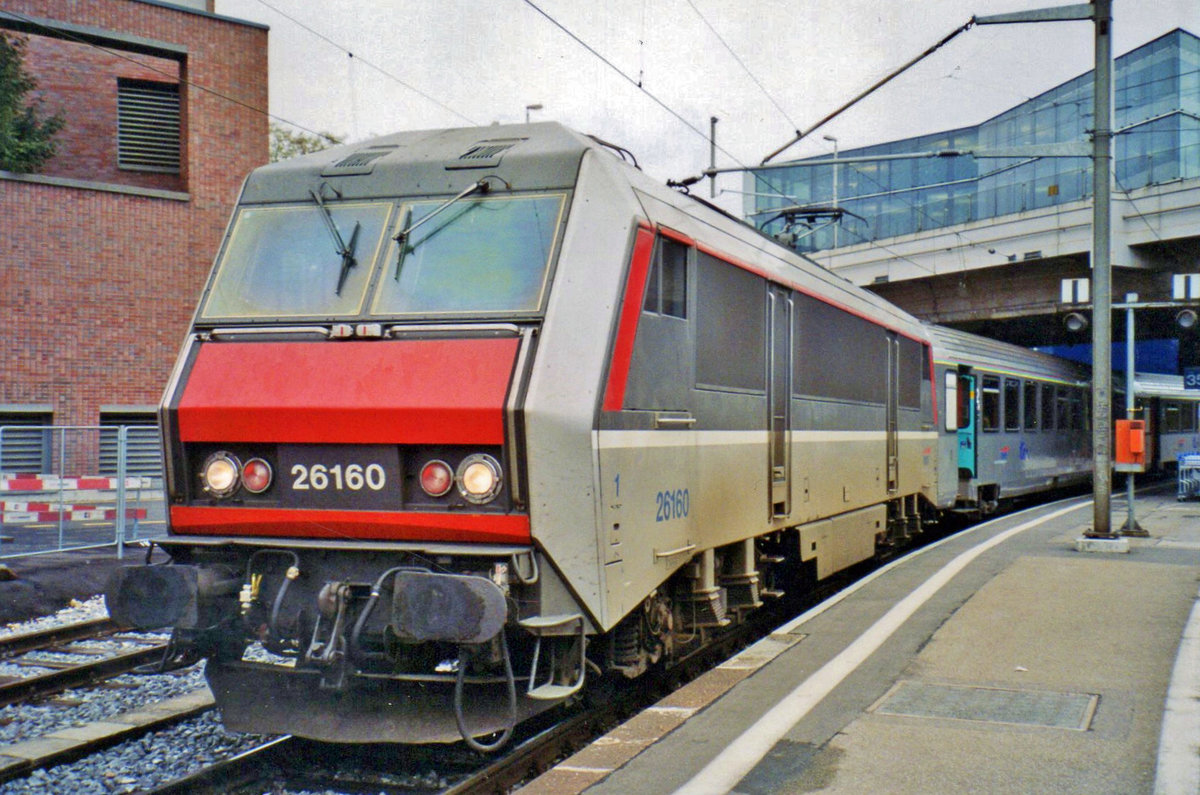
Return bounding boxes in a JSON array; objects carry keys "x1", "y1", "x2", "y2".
[{"x1": 767, "y1": 284, "x2": 792, "y2": 517}]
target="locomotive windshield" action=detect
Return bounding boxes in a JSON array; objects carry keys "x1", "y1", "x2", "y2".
[
  {"x1": 200, "y1": 202, "x2": 392, "y2": 319},
  {"x1": 199, "y1": 193, "x2": 565, "y2": 321},
  {"x1": 372, "y1": 194, "x2": 564, "y2": 315}
]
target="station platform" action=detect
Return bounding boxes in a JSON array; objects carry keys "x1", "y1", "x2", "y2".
[{"x1": 520, "y1": 487, "x2": 1200, "y2": 795}]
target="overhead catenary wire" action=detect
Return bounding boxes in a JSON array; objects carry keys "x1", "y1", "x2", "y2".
[
  {"x1": 761, "y1": 17, "x2": 977, "y2": 164},
  {"x1": 521, "y1": 0, "x2": 755, "y2": 173},
  {"x1": 682, "y1": 0, "x2": 802, "y2": 134},
  {"x1": 248, "y1": 0, "x2": 478, "y2": 127}
]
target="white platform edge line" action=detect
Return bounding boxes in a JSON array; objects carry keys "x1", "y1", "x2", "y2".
[
  {"x1": 672, "y1": 499, "x2": 1091, "y2": 795},
  {"x1": 1153, "y1": 585, "x2": 1200, "y2": 795}
]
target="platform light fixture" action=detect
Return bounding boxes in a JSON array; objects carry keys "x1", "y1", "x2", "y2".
[{"x1": 1064, "y1": 312, "x2": 1089, "y2": 333}]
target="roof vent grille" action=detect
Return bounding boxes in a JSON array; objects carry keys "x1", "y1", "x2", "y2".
[
  {"x1": 447, "y1": 138, "x2": 525, "y2": 170},
  {"x1": 322, "y1": 146, "x2": 398, "y2": 176}
]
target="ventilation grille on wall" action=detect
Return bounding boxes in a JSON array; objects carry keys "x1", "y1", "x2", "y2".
[{"x1": 117, "y1": 79, "x2": 181, "y2": 174}]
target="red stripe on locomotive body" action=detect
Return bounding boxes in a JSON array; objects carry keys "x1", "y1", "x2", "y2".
[
  {"x1": 602, "y1": 224, "x2": 656, "y2": 411},
  {"x1": 171, "y1": 506, "x2": 531, "y2": 544},
  {"x1": 177, "y1": 338, "x2": 519, "y2": 445}
]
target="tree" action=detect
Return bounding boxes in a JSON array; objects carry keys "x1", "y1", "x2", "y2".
[
  {"x1": 0, "y1": 32, "x2": 64, "y2": 173},
  {"x1": 269, "y1": 123, "x2": 343, "y2": 162}
]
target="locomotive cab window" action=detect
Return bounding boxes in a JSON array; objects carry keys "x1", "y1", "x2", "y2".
[
  {"x1": 644, "y1": 236, "x2": 688, "y2": 319},
  {"x1": 201, "y1": 202, "x2": 393, "y2": 319},
  {"x1": 374, "y1": 193, "x2": 566, "y2": 315}
]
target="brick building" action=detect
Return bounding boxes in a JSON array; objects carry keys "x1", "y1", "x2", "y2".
[{"x1": 0, "y1": 0, "x2": 267, "y2": 473}]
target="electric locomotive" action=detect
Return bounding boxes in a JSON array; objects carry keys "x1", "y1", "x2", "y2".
[{"x1": 108, "y1": 122, "x2": 951, "y2": 747}]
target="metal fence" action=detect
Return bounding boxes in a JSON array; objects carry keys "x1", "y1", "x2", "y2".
[{"x1": 0, "y1": 425, "x2": 166, "y2": 560}]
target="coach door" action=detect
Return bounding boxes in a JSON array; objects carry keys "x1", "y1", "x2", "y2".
[
  {"x1": 768, "y1": 285, "x2": 792, "y2": 517},
  {"x1": 957, "y1": 372, "x2": 977, "y2": 477},
  {"x1": 886, "y1": 333, "x2": 900, "y2": 494}
]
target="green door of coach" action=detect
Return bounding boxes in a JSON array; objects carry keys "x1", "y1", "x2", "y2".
[{"x1": 957, "y1": 373, "x2": 976, "y2": 478}]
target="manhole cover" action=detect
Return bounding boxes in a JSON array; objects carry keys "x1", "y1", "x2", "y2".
[{"x1": 875, "y1": 681, "x2": 1098, "y2": 730}]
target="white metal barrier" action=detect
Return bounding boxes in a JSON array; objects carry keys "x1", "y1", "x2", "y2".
[{"x1": 0, "y1": 425, "x2": 165, "y2": 559}]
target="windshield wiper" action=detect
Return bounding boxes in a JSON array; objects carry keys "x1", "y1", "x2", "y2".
[
  {"x1": 393, "y1": 176, "x2": 510, "y2": 280},
  {"x1": 308, "y1": 188, "x2": 361, "y2": 296}
]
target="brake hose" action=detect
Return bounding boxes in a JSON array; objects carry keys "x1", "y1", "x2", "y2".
[{"x1": 454, "y1": 629, "x2": 517, "y2": 753}]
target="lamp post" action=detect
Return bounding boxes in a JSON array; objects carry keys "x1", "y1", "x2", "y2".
[
  {"x1": 525, "y1": 103, "x2": 543, "y2": 123},
  {"x1": 1121, "y1": 293, "x2": 1146, "y2": 536},
  {"x1": 823, "y1": 134, "x2": 839, "y2": 248}
]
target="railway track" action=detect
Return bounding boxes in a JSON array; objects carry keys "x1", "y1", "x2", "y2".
[
  {"x1": 0, "y1": 619, "x2": 169, "y2": 707},
  {"x1": 140, "y1": 576, "x2": 843, "y2": 794}
]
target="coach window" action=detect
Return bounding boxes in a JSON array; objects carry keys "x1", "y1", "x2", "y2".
[
  {"x1": 1070, "y1": 389, "x2": 1084, "y2": 430},
  {"x1": 1183, "y1": 403, "x2": 1198, "y2": 433},
  {"x1": 644, "y1": 236, "x2": 688, "y2": 319},
  {"x1": 1164, "y1": 402, "x2": 1181, "y2": 433},
  {"x1": 1041, "y1": 383, "x2": 1055, "y2": 430},
  {"x1": 944, "y1": 371, "x2": 958, "y2": 432},
  {"x1": 1004, "y1": 378, "x2": 1021, "y2": 431},
  {"x1": 1024, "y1": 380, "x2": 1039, "y2": 431},
  {"x1": 981, "y1": 375, "x2": 1000, "y2": 432},
  {"x1": 1056, "y1": 387, "x2": 1071, "y2": 430}
]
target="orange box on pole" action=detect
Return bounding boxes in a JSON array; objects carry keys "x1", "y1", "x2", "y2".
[{"x1": 1115, "y1": 419, "x2": 1146, "y2": 471}]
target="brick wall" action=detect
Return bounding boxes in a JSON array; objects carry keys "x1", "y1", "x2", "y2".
[
  {"x1": 0, "y1": 0, "x2": 268, "y2": 429},
  {"x1": 24, "y1": 35, "x2": 184, "y2": 191}
]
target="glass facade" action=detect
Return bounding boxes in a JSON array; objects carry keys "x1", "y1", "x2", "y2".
[{"x1": 748, "y1": 29, "x2": 1200, "y2": 252}]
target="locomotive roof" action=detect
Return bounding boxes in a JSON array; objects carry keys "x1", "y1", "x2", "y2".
[
  {"x1": 240, "y1": 122, "x2": 596, "y2": 204},
  {"x1": 926, "y1": 323, "x2": 1089, "y2": 382}
]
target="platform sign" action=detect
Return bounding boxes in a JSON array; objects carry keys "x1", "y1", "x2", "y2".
[{"x1": 1185, "y1": 367, "x2": 1200, "y2": 390}]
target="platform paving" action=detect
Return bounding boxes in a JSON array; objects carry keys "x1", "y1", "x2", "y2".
[{"x1": 522, "y1": 488, "x2": 1200, "y2": 795}]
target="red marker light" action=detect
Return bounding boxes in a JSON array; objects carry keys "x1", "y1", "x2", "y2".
[
  {"x1": 242, "y1": 458, "x2": 273, "y2": 493},
  {"x1": 420, "y1": 460, "x2": 454, "y2": 497}
]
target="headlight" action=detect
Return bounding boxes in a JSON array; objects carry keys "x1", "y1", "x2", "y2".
[
  {"x1": 241, "y1": 458, "x2": 273, "y2": 494},
  {"x1": 201, "y1": 451, "x2": 241, "y2": 498},
  {"x1": 456, "y1": 454, "x2": 502, "y2": 504}
]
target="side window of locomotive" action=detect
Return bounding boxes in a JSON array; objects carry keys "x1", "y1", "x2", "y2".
[
  {"x1": 1164, "y1": 402, "x2": 1181, "y2": 432},
  {"x1": 372, "y1": 194, "x2": 565, "y2": 316},
  {"x1": 695, "y1": 252, "x2": 765, "y2": 391},
  {"x1": 201, "y1": 203, "x2": 393, "y2": 320},
  {"x1": 1183, "y1": 403, "x2": 1198, "y2": 433},
  {"x1": 980, "y1": 376, "x2": 1000, "y2": 432},
  {"x1": 899, "y1": 338, "x2": 924, "y2": 409},
  {"x1": 644, "y1": 237, "x2": 689, "y2": 319},
  {"x1": 794, "y1": 292, "x2": 886, "y2": 404},
  {"x1": 1024, "y1": 380, "x2": 1039, "y2": 431},
  {"x1": 1004, "y1": 378, "x2": 1021, "y2": 431},
  {"x1": 1041, "y1": 383, "x2": 1055, "y2": 430}
]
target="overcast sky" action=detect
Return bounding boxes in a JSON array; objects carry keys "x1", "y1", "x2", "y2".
[{"x1": 214, "y1": 0, "x2": 1199, "y2": 213}]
